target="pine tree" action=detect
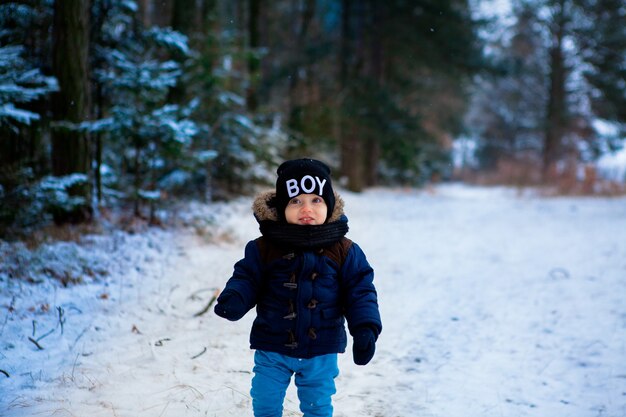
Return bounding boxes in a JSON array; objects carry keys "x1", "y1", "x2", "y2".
[
  {"x1": 576, "y1": 0, "x2": 626, "y2": 131},
  {"x1": 337, "y1": 0, "x2": 484, "y2": 188},
  {"x1": 467, "y1": 3, "x2": 548, "y2": 174}
]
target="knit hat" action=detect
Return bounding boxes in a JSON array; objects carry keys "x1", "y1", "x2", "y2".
[{"x1": 274, "y1": 158, "x2": 335, "y2": 222}]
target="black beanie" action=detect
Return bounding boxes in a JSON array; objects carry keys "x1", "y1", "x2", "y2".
[{"x1": 274, "y1": 158, "x2": 335, "y2": 222}]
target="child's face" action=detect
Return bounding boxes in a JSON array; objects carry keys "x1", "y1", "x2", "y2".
[{"x1": 284, "y1": 194, "x2": 328, "y2": 225}]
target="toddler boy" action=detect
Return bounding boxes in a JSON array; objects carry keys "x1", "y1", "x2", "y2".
[{"x1": 215, "y1": 158, "x2": 382, "y2": 417}]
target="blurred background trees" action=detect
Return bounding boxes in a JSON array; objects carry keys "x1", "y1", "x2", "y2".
[
  {"x1": 1, "y1": 0, "x2": 624, "y2": 235},
  {"x1": 466, "y1": 0, "x2": 625, "y2": 185}
]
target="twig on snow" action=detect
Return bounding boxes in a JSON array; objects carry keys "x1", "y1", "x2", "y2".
[
  {"x1": 36, "y1": 327, "x2": 56, "y2": 342},
  {"x1": 57, "y1": 306, "x2": 66, "y2": 334},
  {"x1": 0, "y1": 369, "x2": 9, "y2": 378},
  {"x1": 154, "y1": 338, "x2": 171, "y2": 347},
  {"x1": 191, "y1": 347, "x2": 207, "y2": 359},
  {"x1": 193, "y1": 289, "x2": 220, "y2": 317},
  {"x1": 188, "y1": 288, "x2": 214, "y2": 301},
  {"x1": 0, "y1": 296, "x2": 15, "y2": 337},
  {"x1": 70, "y1": 324, "x2": 91, "y2": 351},
  {"x1": 28, "y1": 321, "x2": 57, "y2": 350},
  {"x1": 71, "y1": 353, "x2": 80, "y2": 381},
  {"x1": 28, "y1": 337, "x2": 44, "y2": 350}
]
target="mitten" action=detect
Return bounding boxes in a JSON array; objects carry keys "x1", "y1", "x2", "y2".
[
  {"x1": 214, "y1": 290, "x2": 247, "y2": 321},
  {"x1": 352, "y1": 326, "x2": 377, "y2": 365}
]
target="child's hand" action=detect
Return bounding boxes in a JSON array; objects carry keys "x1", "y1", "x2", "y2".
[
  {"x1": 352, "y1": 327, "x2": 377, "y2": 365},
  {"x1": 214, "y1": 290, "x2": 247, "y2": 321}
]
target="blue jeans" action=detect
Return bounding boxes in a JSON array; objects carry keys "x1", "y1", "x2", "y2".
[{"x1": 250, "y1": 350, "x2": 339, "y2": 417}]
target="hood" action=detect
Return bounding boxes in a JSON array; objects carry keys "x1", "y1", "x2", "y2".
[{"x1": 252, "y1": 190, "x2": 345, "y2": 223}]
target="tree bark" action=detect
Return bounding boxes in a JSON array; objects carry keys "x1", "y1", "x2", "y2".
[
  {"x1": 172, "y1": 0, "x2": 198, "y2": 36},
  {"x1": 364, "y1": 0, "x2": 383, "y2": 186},
  {"x1": 51, "y1": 0, "x2": 90, "y2": 175},
  {"x1": 151, "y1": 0, "x2": 174, "y2": 27},
  {"x1": 137, "y1": 0, "x2": 151, "y2": 27},
  {"x1": 245, "y1": 0, "x2": 261, "y2": 111},
  {"x1": 50, "y1": 0, "x2": 92, "y2": 220},
  {"x1": 543, "y1": 0, "x2": 568, "y2": 181},
  {"x1": 338, "y1": 0, "x2": 370, "y2": 191},
  {"x1": 169, "y1": 0, "x2": 198, "y2": 103},
  {"x1": 287, "y1": 0, "x2": 316, "y2": 130}
]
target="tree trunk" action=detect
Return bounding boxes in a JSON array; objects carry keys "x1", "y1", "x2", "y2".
[
  {"x1": 151, "y1": 0, "x2": 174, "y2": 27},
  {"x1": 137, "y1": 0, "x2": 151, "y2": 27},
  {"x1": 339, "y1": 0, "x2": 361, "y2": 191},
  {"x1": 338, "y1": 0, "x2": 370, "y2": 191},
  {"x1": 172, "y1": 0, "x2": 197, "y2": 37},
  {"x1": 50, "y1": 0, "x2": 92, "y2": 220},
  {"x1": 93, "y1": 74, "x2": 103, "y2": 204},
  {"x1": 246, "y1": 0, "x2": 261, "y2": 111},
  {"x1": 341, "y1": 133, "x2": 365, "y2": 191},
  {"x1": 543, "y1": 0, "x2": 568, "y2": 181},
  {"x1": 364, "y1": 137, "x2": 380, "y2": 186},
  {"x1": 364, "y1": 0, "x2": 383, "y2": 186},
  {"x1": 91, "y1": 0, "x2": 112, "y2": 205},
  {"x1": 286, "y1": 0, "x2": 316, "y2": 131},
  {"x1": 169, "y1": 0, "x2": 197, "y2": 103}
]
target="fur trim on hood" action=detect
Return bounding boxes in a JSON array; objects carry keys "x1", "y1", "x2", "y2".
[{"x1": 252, "y1": 190, "x2": 345, "y2": 223}]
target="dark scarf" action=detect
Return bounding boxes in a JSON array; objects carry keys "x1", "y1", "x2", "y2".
[{"x1": 258, "y1": 215, "x2": 349, "y2": 250}]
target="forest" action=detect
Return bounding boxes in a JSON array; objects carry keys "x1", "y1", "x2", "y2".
[{"x1": 1, "y1": 0, "x2": 625, "y2": 236}]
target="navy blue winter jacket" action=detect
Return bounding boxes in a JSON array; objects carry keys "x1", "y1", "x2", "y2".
[{"x1": 216, "y1": 191, "x2": 382, "y2": 359}]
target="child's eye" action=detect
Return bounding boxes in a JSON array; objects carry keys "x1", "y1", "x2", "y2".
[
  {"x1": 312, "y1": 197, "x2": 323, "y2": 204},
  {"x1": 289, "y1": 198, "x2": 301, "y2": 205}
]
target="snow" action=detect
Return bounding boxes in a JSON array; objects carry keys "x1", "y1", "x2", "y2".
[
  {"x1": 597, "y1": 147, "x2": 626, "y2": 182},
  {"x1": 0, "y1": 103, "x2": 40, "y2": 125},
  {"x1": 2, "y1": 184, "x2": 626, "y2": 416},
  {"x1": 593, "y1": 119, "x2": 626, "y2": 181},
  {"x1": 146, "y1": 27, "x2": 190, "y2": 55}
]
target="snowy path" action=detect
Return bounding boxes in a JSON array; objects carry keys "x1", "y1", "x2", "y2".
[{"x1": 2, "y1": 185, "x2": 626, "y2": 416}]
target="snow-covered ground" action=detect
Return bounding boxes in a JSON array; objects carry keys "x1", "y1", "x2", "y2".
[{"x1": 1, "y1": 184, "x2": 626, "y2": 417}]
